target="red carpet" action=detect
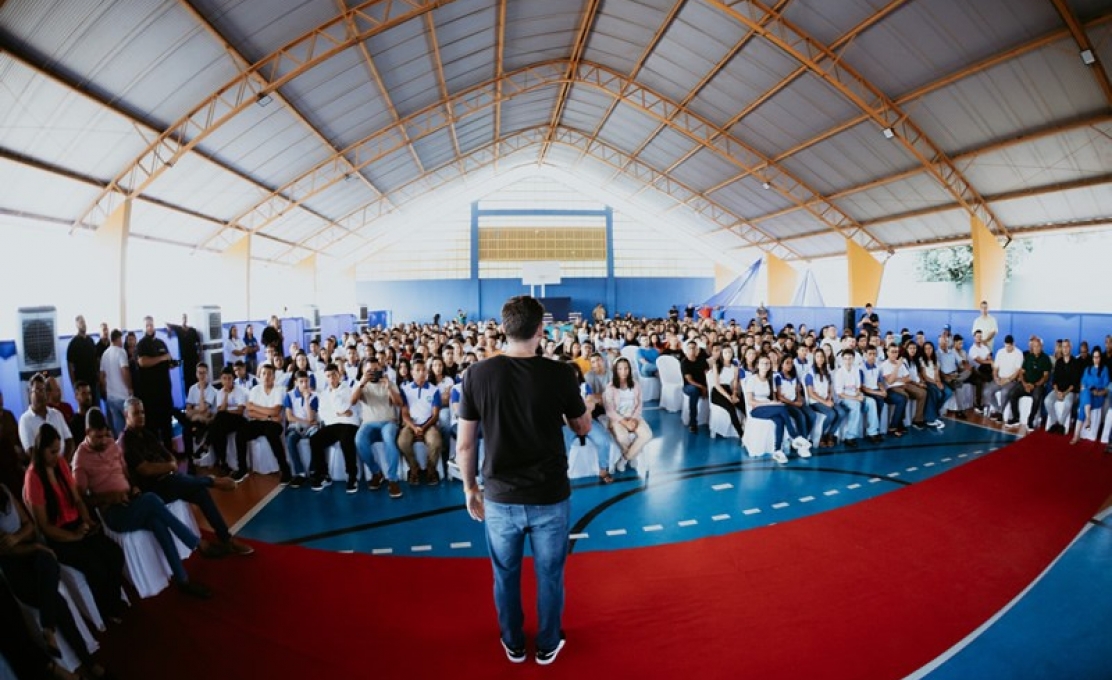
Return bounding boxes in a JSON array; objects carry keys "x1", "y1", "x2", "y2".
[{"x1": 99, "y1": 432, "x2": 1112, "y2": 679}]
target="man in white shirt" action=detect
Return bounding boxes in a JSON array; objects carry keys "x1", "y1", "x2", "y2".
[
  {"x1": 233, "y1": 363, "x2": 292, "y2": 484},
  {"x1": 971, "y1": 301, "x2": 999, "y2": 351},
  {"x1": 881, "y1": 345, "x2": 926, "y2": 427},
  {"x1": 861, "y1": 346, "x2": 901, "y2": 440},
  {"x1": 983, "y1": 335, "x2": 1023, "y2": 420},
  {"x1": 183, "y1": 363, "x2": 218, "y2": 461},
  {"x1": 352, "y1": 357, "x2": 404, "y2": 498},
  {"x1": 19, "y1": 374, "x2": 75, "y2": 460},
  {"x1": 309, "y1": 364, "x2": 362, "y2": 493},
  {"x1": 967, "y1": 330, "x2": 994, "y2": 412},
  {"x1": 209, "y1": 366, "x2": 250, "y2": 474},
  {"x1": 832, "y1": 349, "x2": 868, "y2": 448},
  {"x1": 99, "y1": 329, "x2": 132, "y2": 436},
  {"x1": 398, "y1": 358, "x2": 444, "y2": 486}
]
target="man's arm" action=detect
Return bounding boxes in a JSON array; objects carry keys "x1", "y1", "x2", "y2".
[{"x1": 457, "y1": 418, "x2": 484, "y2": 521}]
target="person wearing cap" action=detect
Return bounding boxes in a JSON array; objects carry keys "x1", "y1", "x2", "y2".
[
  {"x1": 984, "y1": 335, "x2": 1023, "y2": 421},
  {"x1": 1004, "y1": 336, "x2": 1051, "y2": 430},
  {"x1": 972, "y1": 301, "x2": 999, "y2": 351}
]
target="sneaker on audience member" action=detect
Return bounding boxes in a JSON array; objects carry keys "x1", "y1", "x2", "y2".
[
  {"x1": 796, "y1": 444, "x2": 812, "y2": 458},
  {"x1": 310, "y1": 476, "x2": 325, "y2": 492},
  {"x1": 230, "y1": 469, "x2": 248, "y2": 483},
  {"x1": 368, "y1": 472, "x2": 385, "y2": 491},
  {"x1": 289, "y1": 475, "x2": 306, "y2": 489},
  {"x1": 388, "y1": 481, "x2": 403, "y2": 499},
  {"x1": 928, "y1": 420, "x2": 945, "y2": 430},
  {"x1": 346, "y1": 478, "x2": 358, "y2": 494},
  {"x1": 535, "y1": 632, "x2": 566, "y2": 666},
  {"x1": 279, "y1": 472, "x2": 292, "y2": 486},
  {"x1": 225, "y1": 538, "x2": 255, "y2": 556},
  {"x1": 501, "y1": 638, "x2": 526, "y2": 664},
  {"x1": 771, "y1": 450, "x2": 788, "y2": 464},
  {"x1": 426, "y1": 469, "x2": 440, "y2": 485},
  {"x1": 407, "y1": 468, "x2": 421, "y2": 485}
]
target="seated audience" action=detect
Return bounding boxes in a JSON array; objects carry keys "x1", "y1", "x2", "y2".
[
  {"x1": 776, "y1": 355, "x2": 814, "y2": 442},
  {"x1": 563, "y1": 362, "x2": 618, "y2": 484},
  {"x1": 743, "y1": 355, "x2": 811, "y2": 463},
  {"x1": 183, "y1": 363, "x2": 218, "y2": 461},
  {"x1": 67, "y1": 381, "x2": 95, "y2": 445},
  {"x1": 602, "y1": 358, "x2": 653, "y2": 471},
  {"x1": 283, "y1": 370, "x2": 318, "y2": 488},
  {"x1": 309, "y1": 364, "x2": 361, "y2": 493},
  {"x1": 1071, "y1": 348, "x2": 1109, "y2": 444},
  {"x1": 967, "y1": 330, "x2": 995, "y2": 412},
  {"x1": 0, "y1": 390, "x2": 26, "y2": 495},
  {"x1": 1044, "y1": 338, "x2": 1080, "y2": 434},
  {"x1": 805, "y1": 348, "x2": 841, "y2": 447},
  {"x1": 234, "y1": 364, "x2": 292, "y2": 484},
  {"x1": 352, "y1": 358, "x2": 404, "y2": 498},
  {"x1": 636, "y1": 336, "x2": 660, "y2": 378},
  {"x1": 19, "y1": 375, "x2": 75, "y2": 462},
  {"x1": 916, "y1": 341, "x2": 948, "y2": 428},
  {"x1": 861, "y1": 346, "x2": 904, "y2": 439},
  {"x1": 398, "y1": 358, "x2": 445, "y2": 485},
  {"x1": 680, "y1": 341, "x2": 709, "y2": 434},
  {"x1": 708, "y1": 345, "x2": 745, "y2": 439},
  {"x1": 1004, "y1": 336, "x2": 1052, "y2": 430},
  {"x1": 833, "y1": 348, "x2": 873, "y2": 448},
  {"x1": 209, "y1": 366, "x2": 249, "y2": 474}
]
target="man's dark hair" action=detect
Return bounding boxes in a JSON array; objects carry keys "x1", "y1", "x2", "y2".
[
  {"x1": 86, "y1": 407, "x2": 108, "y2": 432},
  {"x1": 197, "y1": 362, "x2": 208, "y2": 370},
  {"x1": 221, "y1": 366, "x2": 235, "y2": 377},
  {"x1": 74, "y1": 380, "x2": 90, "y2": 391},
  {"x1": 294, "y1": 370, "x2": 309, "y2": 380},
  {"x1": 110, "y1": 329, "x2": 122, "y2": 342},
  {"x1": 324, "y1": 363, "x2": 339, "y2": 374},
  {"x1": 501, "y1": 296, "x2": 545, "y2": 341}
]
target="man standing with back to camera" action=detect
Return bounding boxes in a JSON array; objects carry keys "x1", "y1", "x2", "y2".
[{"x1": 456, "y1": 296, "x2": 591, "y2": 666}]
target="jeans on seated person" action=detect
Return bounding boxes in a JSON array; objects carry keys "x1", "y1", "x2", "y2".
[
  {"x1": 355, "y1": 420, "x2": 401, "y2": 481},
  {"x1": 1042, "y1": 391, "x2": 1075, "y2": 428},
  {"x1": 834, "y1": 399, "x2": 862, "y2": 439},
  {"x1": 286, "y1": 428, "x2": 312, "y2": 476},
  {"x1": 749, "y1": 404, "x2": 798, "y2": 450},
  {"x1": 563, "y1": 422, "x2": 613, "y2": 469},
  {"x1": 682, "y1": 384, "x2": 704, "y2": 425},
  {"x1": 782, "y1": 403, "x2": 815, "y2": 439},
  {"x1": 483, "y1": 498, "x2": 569, "y2": 654},
  {"x1": 810, "y1": 401, "x2": 842, "y2": 437},
  {"x1": 856, "y1": 396, "x2": 882, "y2": 436},
  {"x1": 101, "y1": 492, "x2": 200, "y2": 584},
  {"x1": 148, "y1": 472, "x2": 232, "y2": 543},
  {"x1": 882, "y1": 390, "x2": 908, "y2": 429}
]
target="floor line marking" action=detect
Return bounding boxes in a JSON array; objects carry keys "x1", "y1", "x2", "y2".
[
  {"x1": 678, "y1": 519, "x2": 698, "y2": 527},
  {"x1": 569, "y1": 533, "x2": 589, "y2": 540},
  {"x1": 868, "y1": 478, "x2": 882, "y2": 483},
  {"x1": 606, "y1": 529, "x2": 628, "y2": 536},
  {"x1": 942, "y1": 457, "x2": 953, "y2": 462},
  {"x1": 642, "y1": 524, "x2": 664, "y2": 532},
  {"x1": 906, "y1": 466, "x2": 919, "y2": 472},
  {"x1": 711, "y1": 514, "x2": 731, "y2": 521},
  {"x1": 799, "y1": 496, "x2": 815, "y2": 503},
  {"x1": 229, "y1": 483, "x2": 285, "y2": 535},
  {"x1": 958, "y1": 453, "x2": 968, "y2": 458},
  {"x1": 742, "y1": 508, "x2": 761, "y2": 515},
  {"x1": 847, "y1": 483, "x2": 862, "y2": 490},
  {"x1": 372, "y1": 548, "x2": 393, "y2": 555},
  {"x1": 823, "y1": 490, "x2": 839, "y2": 496},
  {"x1": 772, "y1": 502, "x2": 790, "y2": 509},
  {"x1": 924, "y1": 462, "x2": 936, "y2": 467},
  {"x1": 712, "y1": 483, "x2": 734, "y2": 491},
  {"x1": 450, "y1": 542, "x2": 472, "y2": 549},
  {"x1": 411, "y1": 545, "x2": 432, "y2": 552}
]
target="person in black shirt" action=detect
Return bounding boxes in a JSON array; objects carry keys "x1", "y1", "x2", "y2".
[
  {"x1": 457, "y1": 296, "x2": 590, "y2": 666},
  {"x1": 260, "y1": 315, "x2": 283, "y2": 353},
  {"x1": 857, "y1": 303, "x2": 879, "y2": 337},
  {"x1": 166, "y1": 314, "x2": 202, "y2": 389},
  {"x1": 135, "y1": 316, "x2": 177, "y2": 453},
  {"x1": 680, "y1": 341, "x2": 709, "y2": 433},
  {"x1": 67, "y1": 315, "x2": 100, "y2": 403},
  {"x1": 1043, "y1": 338, "x2": 1080, "y2": 434},
  {"x1": 67, "y1": 381, "x2": 95, "y2": 445}
]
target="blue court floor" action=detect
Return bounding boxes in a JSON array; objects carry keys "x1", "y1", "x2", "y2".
[{"x1": 237, "y1": 405, "x2": 1112, "y2": 679}]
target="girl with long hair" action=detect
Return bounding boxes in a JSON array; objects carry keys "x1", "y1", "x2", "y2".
[
  {"x1": 602, "y1": 358, "x2": 654, "y2": 470},
  {"x1": 805, "y1": 348, "x2": 842, "y2": 448},
  {"x1": 744, "y1": 355, "x2": 811, "y2": 464}
]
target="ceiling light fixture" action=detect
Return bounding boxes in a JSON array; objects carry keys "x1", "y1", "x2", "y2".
[
  {"x1": 1080, "y1": 49, "x2": 1096, "y2": 65},
  {"x1": 882, "y1": 127, "x2": 895, "y2": 139},
  {"x1": 762, "y1": 181, "x2": 771, "y2": 190},
  {"x1": 256, "y1": 92, "x2": 273, "y2": 107}
]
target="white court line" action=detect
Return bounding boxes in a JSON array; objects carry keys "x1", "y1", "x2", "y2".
[
  {"x1": 799, "y1": 496, "x2": 815, "y2": 503},
  {"x1": 712, "y1": 483, "x2": 734, "y2": 491},
  {"x1": 339, "y1": 549, "x2": 354, "y2": 554},
  {"x1": 372, "y1": 548, "x2": 393, "y2": 555},
  {"x1": 569, "y1": 533, "x2": 589, "y2": 540},
  {"x1": 906, "y1": 466, "x2": 919, "y2": 472},
  {"x1": 742, "y1": 508, "x2": 761, "y2": 515},
  {"x1": 823, "y1": 490, "x2": 839, "y2": 496},
  {"x1": 942, "y1": 457, "x2": 953, "y2": 462},
  {"x1": 868, "y1": 478, "x2": 882, "y2": 483},
  {"x1": 712, "y1": 514, "x2": 731, "y2": 521},
  {"x1": 450, "y1": 542, "x2": 472, "y2": 549},
  {"x1": 847, "y1": 483, "x2": 862, "y2": 490},
  {"x1": 924, "y1": 462, "x2": 936, "y2": 467},
  {"x1": 411, "y1": 545, "x2": 432, "y2": 552},
  {"x1": 772, "y1": 502, "x2": 790, "y2": 509},
  {"x1": 642, "y1": 525, "x2": 664, "y2": 532},
  {"x1": 606, "y1": 529, "x2": 628, "y2": 536},
  {"x1": 678, "y1": 519, "x2": 698, "y2": 527},
  {"x1": 958, "y1": 453, "x2": 968, "y2": 458},
  {"x1": 906, "y1": 506, "x2": 1112, "y2": 679},
  {"x1": 229, "y1": 483, "x2": 285, "y2": 535},
  {"x1": 887, "y1": 472, "x2": 901, "y2": 477}
]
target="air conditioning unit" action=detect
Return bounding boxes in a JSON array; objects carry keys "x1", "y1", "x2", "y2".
[
  {"x1": 193, "y1": 305, "x2": 225, "y2": 373},
  {"x1": 358, "y1": 304, "x2": 369, "y2": 322},
  {"x1": 16, "y1": 306, "x2": 59, "y2": 379}
]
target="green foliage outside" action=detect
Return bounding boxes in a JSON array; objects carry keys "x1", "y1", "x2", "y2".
[{"x1": 914, "y1": 240, "x2": 1033, "y2": 285}]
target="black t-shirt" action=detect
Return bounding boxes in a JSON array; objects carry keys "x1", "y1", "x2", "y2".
[
  {"x1": 860, "y1": 312, "x2": 879, "y2": 334},
  {"x1": 66, "y1": 335, "x2": 98, "y2": 384},
  {"x1": 135, "y1": 333, "x2": 172, "y2": 407},
  {"x1": 459, "y1": 355, "x2": 585, "y2": 505},
  {"x1": 173, "y1": 325, "x2": 201, "y2": 366},
  {"x1": 261, "y1": 326, "x2": 283, "y2": 351},
  {"x1": 121, "y1": 427, "x2": 174, "y2": 491},
  {"x1": 681, "y1": 354, "x2": 709, "y2": 387}
]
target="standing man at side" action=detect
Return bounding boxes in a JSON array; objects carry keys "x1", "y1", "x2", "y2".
[
  {"x1": 135, "y1": 316, "x2": 178, "y2": 453},
  {"x1": 67, "y1": 315, "x2": 100, "y2": 405},
  {"x1": 456, "y1": 296, "x2": 591, "y2": 666},
  {"x1": 972, "y1": 301, "x2": 998, "y2": 351}
]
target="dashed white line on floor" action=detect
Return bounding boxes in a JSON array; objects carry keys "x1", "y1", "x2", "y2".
[
  {"x1": 712, "y1": 483, "x2": 734, "y2": 491},
  {"x1": 339, "y1": 549, "x2": 354, "y2": 554},
  {"x1": 606, "y1": 529, "x2": 627, "y2": 536},
  {"x1": 450, "y1": 542, "x2": 472, "y2": 549},
  {"x1": 642, "y1": 524, "x2": 664, "y2": 532},
  {"x1": 823, "y1": 490, "x2": 839, "y2": 496},
  {"x1": 712, "y1": 514, "x2": 731, "y2": 521},
  {"x1": 958, "y1": 453, "x2": 968, "y2": 458},
  {"x1": 743, "y1": 508, "x2": 761, "y2": 515},
  {"x1": 887, "y1": 472, "x2": 901, "y2": 477},
  {"x1": 906, "y1": 466, "x2": 919, "y2": 472},
  {"x1": 868, "y1": 478, "x2": 882, "y2": 483},
  {"x1": 372, "y1": 548, "x2": 393, "y2": 555},
  {"x1": 678, "y1": 519, "x2": 698, "y2": 527},
  {"x1": 923, "y1": 462, "x2": 935, "y2": 467},
  {"x1": 569, "y1": 533, "x2": 589, "y2": 540},
  {"x1": 799, "y1": 496, "x2": 815, "y2": 503},
  {"x1": 847, "y1": 483, "x2": 861, "y2": 490},
  {"x1": 411, "y1": 545, "x2": 432, "y2": 552},
  {"x1": 942, "y1": 457, "x2": 953, "y2": 462},
  {"x1": 772, "y1": 502, "x2": 790, "y2": 509}
]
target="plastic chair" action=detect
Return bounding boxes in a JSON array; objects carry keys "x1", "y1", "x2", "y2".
[
  {"x1": 656, "y1": 355, "x2": 684, "y2": 412},
  {"x1": 100, "y1": 500, "x2": 199, "y2": 599}
]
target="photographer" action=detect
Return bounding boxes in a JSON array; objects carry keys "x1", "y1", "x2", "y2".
[
  {"x1": 352, "y1": 358, "x2": 404, "y2": 498},
  {"x1": 135, "y1": 315, "x2": 179, "y2": 453}
]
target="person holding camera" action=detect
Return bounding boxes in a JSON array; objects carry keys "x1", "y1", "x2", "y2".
[
  {"x1": 135, "y1": 315, "x2": 179, "y2": 454},
  {"x1": 352, "y1": 358, "x2": 404, "y2": 498}
]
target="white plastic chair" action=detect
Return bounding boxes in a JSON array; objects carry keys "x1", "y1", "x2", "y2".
[
  {"x1": 741, "y1": 399, "x2": 778, "y2": 458},
  {"x1": 101, "y1": 500, "x2": 199, "y2": 598},
  {"x1": 6, "y1": 575, "x2": 98, "y2": 673},
  {"x1": 708, "y1": 399, "x2": 740, "y2": 439},
  {"x1": 656, "y1": 355, "x2": 684, "y2": 413}
]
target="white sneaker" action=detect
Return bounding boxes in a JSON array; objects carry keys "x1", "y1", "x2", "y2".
[
  {"x1": 615, "y1": 458, "x2": 627, "y2": 472},
  {"x1": 929, "y1": 420, "x2": 945, "y2": 429},
  {"x1": 796, "y1": 444, "x2": 812, "y2": 459},
  {"x1": 791, "y1": 436, "x2": 810, "y2": 450},
  {"x1": 771, "y1": 450, "x2": 788, "y2": 464}
]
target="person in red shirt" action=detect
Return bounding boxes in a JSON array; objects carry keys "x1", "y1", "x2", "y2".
[{"x1": 24, "y1": 422, "x2": 126, "y2": 623}]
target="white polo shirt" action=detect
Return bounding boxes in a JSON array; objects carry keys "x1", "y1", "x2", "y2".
[
  {"x1": 99, "y1": 345, "x2": 131, "y2": 400},
  {"x1": 214, "y1": 385, "x2": 249, "y2": 412},
  {"x1": 186, "y1": 383, "x2": 218, "y2": 411},
  {"x1": 247, "y1": 384, "x2": 285, "y2": 420},
  {"x1": 994, "y1": 346, "x2": 1023, "y2": 380},
  {"x1": 880, "y1": 359, "x2": 909, "y2": 388},
  {"x1": 284, "y1": 390, "x2": 318, "y2": 426},
  {"x1": 318, "y1": 382, "x2": 359, "y2": 427},
  {"x1": 400, "y1": 380, "x2": 440, "y2": 424},
  {"x1": 19, "y1": 407, "x2": 72, "y2": 451},
  {"x1": 833, "y1": 366, "x2": 862, "y2": 399}
]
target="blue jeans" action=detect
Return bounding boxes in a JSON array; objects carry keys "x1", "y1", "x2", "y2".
[
  {"x1": 148, "y1": 472, "x2": 231, "y2": 542},
  {"x1": 563, "y1": 422, "x2": 613, "y2": 469},
  {"x1": 835, "y1": 398, "x2": 863, "y2": 439},
  {"x1": 750, "y1": 404, "x2": 797, "y2": 449},
  {"x1": 355, "y1": 421, "x2": 401, "y2": 481},
  {"x1": 286, "y1": 428, "x2": 311, "y2": 476},
  {"x1": 682, "y1": 384, "x2": 704, "y2": 425},
  {"x1": 810, "y1": 401, "x2": 842, "y2": 436},
  {"x1": 925, "y1": 384, "x2": 948, "y2": 423},
  {"x1": 783, "y1": 403, "x2": 815, "y2": 440},
  {"x1": 106, "y1": 396, "x2": 127, "y2": 436},
  {"x1": 102, "y1": 493, "x2": 199, "y2": 583},
  {"x1": 483, "y1": 498, "x2": 570, "y2": 653}
]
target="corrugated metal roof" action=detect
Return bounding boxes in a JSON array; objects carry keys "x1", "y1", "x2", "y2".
[{"x1": 2, "y1": 0, "x2": 1110, "y2": 263}]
